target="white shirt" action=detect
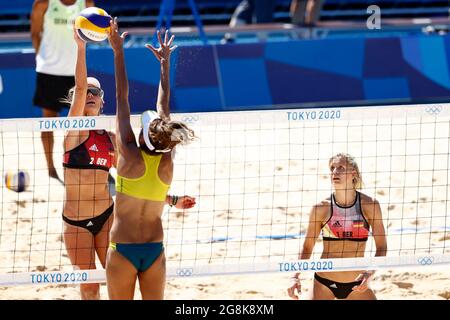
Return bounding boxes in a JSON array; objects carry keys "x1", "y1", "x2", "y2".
[{"x1": 36, "y1": 0, "x2": 86, "y2": 76}]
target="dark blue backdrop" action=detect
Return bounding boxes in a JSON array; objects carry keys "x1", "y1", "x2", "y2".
[{"x1": 1, "y1": 33, "x2": 449, "y2": 118}]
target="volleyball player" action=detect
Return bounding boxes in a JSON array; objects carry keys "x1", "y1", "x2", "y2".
[
  {"x1": 62, "y1": 26, "x2": 195, "y2": 300},
  {"x1": 287, "y1": 153, "x2": 387, "y2": 300},
  {"x1": 106, "y1": 19, "x2": 195, "y2": 300}
]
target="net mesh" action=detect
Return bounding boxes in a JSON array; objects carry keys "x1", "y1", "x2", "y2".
[{"x1": 0, "y1": 104, "x2": 449, "y2": 282}]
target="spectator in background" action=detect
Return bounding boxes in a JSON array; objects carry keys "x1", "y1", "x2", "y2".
[
  {"x1": 30, "y1": 0, "x2": 94, "y2": 183},
  {"x1": 290, "y1": 0, "x2": 324, "y2": 26},
  {"x1": 221, "y1": 0, "x2": 276, "y2": 44}
]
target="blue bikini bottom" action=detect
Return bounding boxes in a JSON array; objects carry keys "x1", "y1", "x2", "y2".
[{"x1": 110, "y1": 242, "x2": 164, "y2": 272}]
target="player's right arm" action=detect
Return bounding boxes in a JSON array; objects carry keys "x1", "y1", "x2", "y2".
[
  {"x1": 287, "y1": 202, "x2": 327, "y2": 299},
  {"x1": 108, "y1": 18, "x2": 136, "y2": 157},
  {"x1": 64, "y1": 27, "x2": 88, "y2": 151},
  {"x1": 68, "y1": 28, "x2": 88, "y2": 117},
  {"x1": 30, "y1": 0, "x2": 48, "y2": 54}
]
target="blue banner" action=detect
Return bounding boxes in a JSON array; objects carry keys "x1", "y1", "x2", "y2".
[{"x1": 1, "y1": 34, "x2": 449, "y2": 118}]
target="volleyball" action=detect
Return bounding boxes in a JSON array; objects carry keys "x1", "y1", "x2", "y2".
[
  {"x1": 74, "y1": 7, "x2": 112, "y2": 42},
  {"x1": 4, "y1": 170, "x2": 30, "y2": 193}
]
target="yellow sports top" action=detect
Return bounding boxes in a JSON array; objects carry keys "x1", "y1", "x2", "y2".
[{"x1": 115, "y1": 151, "x2": 169, "y2": 201}]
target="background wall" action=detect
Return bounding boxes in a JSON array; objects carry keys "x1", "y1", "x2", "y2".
[{"x1": 0, "y1": 33, "x2": 449, "y2": 118}]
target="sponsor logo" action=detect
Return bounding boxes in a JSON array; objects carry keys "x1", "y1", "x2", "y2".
[
  {"x1": 332, "y1": 221, "x2": 342, "y2": 228},
  {"x1": 89, "y1": 144, "x2": 99, "y2": 152}
]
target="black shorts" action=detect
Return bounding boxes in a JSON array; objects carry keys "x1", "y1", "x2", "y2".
[{"x1": 33, "y1": 72, "x2": 75, "y2": 113}]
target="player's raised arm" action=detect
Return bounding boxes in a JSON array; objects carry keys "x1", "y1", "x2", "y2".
[
  {"x1": 145, "y1": 30, "x2": 177, "y2": 121},
  {"x1": 67, "y1": 26, "x2": 88, "y2": 118},
  {"x1": 108, "y1": 18, "x2": 134, "y2": 152}
]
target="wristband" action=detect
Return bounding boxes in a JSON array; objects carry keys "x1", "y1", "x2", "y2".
[{"x1": 170, "y1": 195, "x2": 178, "y2": 207}]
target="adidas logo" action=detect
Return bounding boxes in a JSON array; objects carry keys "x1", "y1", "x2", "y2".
[
  {"x1": 330, "y1": 283, "x2": 337, "y2": 288},
  {"x1": 332, "y1": 221, "x2": 342, "y2": 228},
  {"x1": 89, "y1": 144, "x2": 98, "y2": 152},
  {"x1": 86, "y1": 221, "x2": 94, "y2": 227}
]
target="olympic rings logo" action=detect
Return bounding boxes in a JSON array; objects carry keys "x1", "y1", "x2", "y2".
[
  {"x1": 425, "y1": 105, "x2": 442, "y2": 115},
  {"x1": 417, "y1": 256, "x2": 434, "y2": 265},
  {"x1": 176, "y1": 268, "x2": 194, "y2": 277},
  {"x1": 181, "y1": 116, "x2": 199, "y2": 123}
]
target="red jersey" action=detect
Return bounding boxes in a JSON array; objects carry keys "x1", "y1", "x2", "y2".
[
  {"x1": 321, "y1": 192, "x2": 370, "y2": 241},
  {"x1": 63, "y1": 130, "x2": 114, "y2": 171}
]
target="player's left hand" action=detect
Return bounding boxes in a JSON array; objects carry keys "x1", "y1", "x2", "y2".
[
  {"x1": 145, "y1": 30, "x2": 177, "y2": 64},
  {"x1": 175, "y1": 196, "x2": 196, "y2": 209},
  {"x1": 352, "y1": 271, "x2": 374, "y2": 292}
]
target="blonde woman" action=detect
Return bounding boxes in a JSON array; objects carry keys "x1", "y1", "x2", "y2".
[
  {"x1": 287, "y1": 153, "x2": 387, "y2": 300},
  {"x1": 62, "y1": 25, "x2": 195, "y2": 300},
  {"x1": 106, "y1": 19, "x2": 195, "y2": 299}
]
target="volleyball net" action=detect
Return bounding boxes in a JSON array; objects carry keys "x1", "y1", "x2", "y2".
[{"x1": 0, "y1": 103, "x2": 449, "y2": 286}]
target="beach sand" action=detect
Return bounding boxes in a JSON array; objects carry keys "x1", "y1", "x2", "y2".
[
  {"x1": 1, "y1": 267, "x2": 450, "y2": 300},
  {"x1": 0, "y1": 108, "x2": 449, "y2": 300}
]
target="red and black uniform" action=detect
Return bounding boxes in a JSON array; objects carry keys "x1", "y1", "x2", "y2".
[
  {"x1": 322, "y1": 191, "x2": 370, "y2": 241},
  {"x1": 63, "y1": 130, "x2": 114, "y2": 171},
  {"x1": 62, "y1": 130, "x2": 115, "y2": 235},
  {"x1": 315, "y1": 192, "x2": 370, "y2": 299}
]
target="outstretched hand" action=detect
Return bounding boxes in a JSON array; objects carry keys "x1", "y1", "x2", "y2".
[
  {"x1": 145, "y1": 30, "x2": 177, "y2": 63},
  {"x1": 73, "y1": 24, "x2": 85, "y2": 48},
  {"x1": 174, "y1": 196, "x2": 196, "y2": 210},
  {"x1": 108, "y1": 17, "x2": 128, "y2": 52}
]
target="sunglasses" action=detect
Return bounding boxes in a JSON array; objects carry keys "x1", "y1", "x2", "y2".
[{"x1": 87, "y1": 87, "x2": 104, "y2": 98}]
